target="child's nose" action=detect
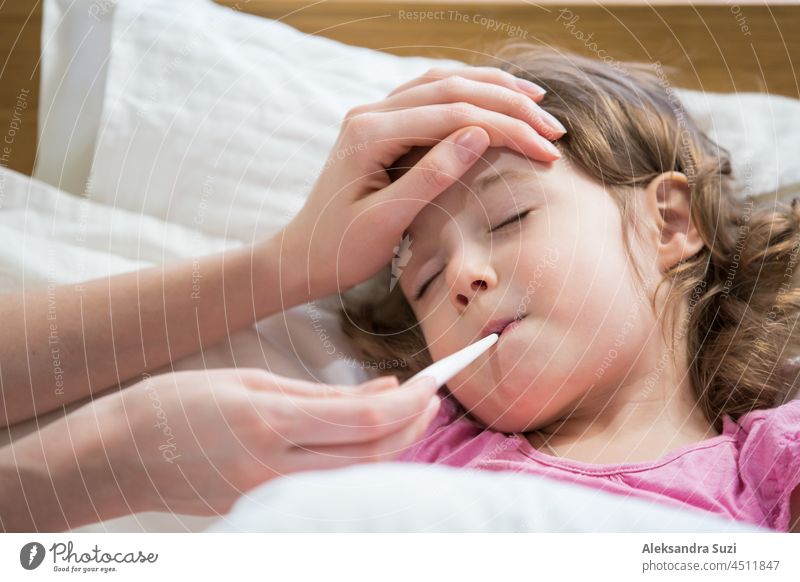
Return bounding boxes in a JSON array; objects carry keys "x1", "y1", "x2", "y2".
[
  {"x1": 471, "y1": 279, "x2": 488, "y2": 291},
  {"x1": 455, "y1": 278, "x2": 489, "y2": 307}
]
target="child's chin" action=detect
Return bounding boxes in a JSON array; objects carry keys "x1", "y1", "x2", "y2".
[
  {"x1": 484, "y1": 417, "x2": 535, "y2": 434},
  {"x1": 489, "y1": 369, "x2": 537, "y2": 401},
  {"x1": 478, "y1": 402, "x2": 545, "y2": 434}
]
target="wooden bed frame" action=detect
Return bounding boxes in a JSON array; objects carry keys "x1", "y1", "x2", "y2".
[{"x1": 1, "y1": 0, "x2": 798, "y2": 178}]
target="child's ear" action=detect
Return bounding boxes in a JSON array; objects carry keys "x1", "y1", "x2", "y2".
[{"x1": 644, "y1": 171, "x2": 704, "y2": 273}]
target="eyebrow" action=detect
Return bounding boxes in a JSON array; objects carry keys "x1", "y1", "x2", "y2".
[
  {"x1": 402, "y1": 169, "x2": 537, "y2": 240},
  {"x1": 474, "y1": 169, "x2": 537, "y2": 196}
]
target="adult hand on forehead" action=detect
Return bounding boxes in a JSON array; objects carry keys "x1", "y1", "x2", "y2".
[{"x1": 278, "y1": 66, "x2": 566, "y2": 302}]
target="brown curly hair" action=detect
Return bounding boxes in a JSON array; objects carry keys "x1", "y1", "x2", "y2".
[{"x1": 338, "y1": 43, "x2": 800, "y2": 432}]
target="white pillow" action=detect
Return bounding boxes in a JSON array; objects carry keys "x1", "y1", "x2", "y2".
[
  {"x1": 76, "y1": 0, "x2": 800, "y2": 244},
  {"x1": 35, "y1": 0, "x2": 114, "y2": 196},
  {"x1": 87, "y1": 0, "x2": 460, "y2": 240},
  {"x1": 678, "y1": 89, "x2": 800, "y2": 199}
]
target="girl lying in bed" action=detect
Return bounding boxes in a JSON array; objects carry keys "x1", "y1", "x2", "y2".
[{"x1": 338, "y1": 45, "x2": 800, "y2": 532}]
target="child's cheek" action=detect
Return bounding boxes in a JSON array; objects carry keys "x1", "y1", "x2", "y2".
[{"x1": 424, "y1": 316, "x2": 461, "y2": 364}]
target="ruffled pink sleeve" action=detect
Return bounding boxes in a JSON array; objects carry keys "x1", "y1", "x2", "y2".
[{"x1": 735, "y1": 399, "x2": 800, "y2": 531}]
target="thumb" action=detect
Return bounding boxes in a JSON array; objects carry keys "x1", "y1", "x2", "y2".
[{"x1": 373, "y1": 126, "x2": 489, "y2": 219}]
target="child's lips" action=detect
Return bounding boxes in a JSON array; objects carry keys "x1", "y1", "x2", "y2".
[
  {"x1": 500, "y1": 317, "x2": 525, "y2": 338},
  {"x1": 481, "y1": 315, "x2": 526, "y2": 339}
]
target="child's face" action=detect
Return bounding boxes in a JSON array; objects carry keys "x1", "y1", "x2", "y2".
[{"x1": 397, "y1": 147, "x2": 661, "y2": 433}]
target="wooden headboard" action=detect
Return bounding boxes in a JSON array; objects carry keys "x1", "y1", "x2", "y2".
[{"x1": 1, "y1": 0, "x2": 798, "y2": 178}]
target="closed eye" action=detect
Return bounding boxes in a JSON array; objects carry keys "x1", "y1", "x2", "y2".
[
  {"x1": 412, "y1": 209, "x2": 533, "y2": 302},
  {"x1": 490, "y1": 208, "x2": 532, "y2": 232},
  {"x1": 414, "y1": 266, "x2": 443, "y2": 301}
]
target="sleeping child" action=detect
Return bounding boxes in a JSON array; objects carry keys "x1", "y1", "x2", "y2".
[{"x1": 338, "y1": 44, "x2": 800, "y2": 532}]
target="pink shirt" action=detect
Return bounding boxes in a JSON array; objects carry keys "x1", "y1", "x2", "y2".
[{"x1": 399, "y1": 392, "x2": 800, "y2": 531}]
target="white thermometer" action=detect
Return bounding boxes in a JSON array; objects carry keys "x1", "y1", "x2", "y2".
[{"x1": 403, "y1": 333, "x2": 499, "y2": 389}]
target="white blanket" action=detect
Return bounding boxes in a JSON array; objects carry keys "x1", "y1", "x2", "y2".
[{"x1": 208, "y1": 464, "x2": 764, "y2": 532}]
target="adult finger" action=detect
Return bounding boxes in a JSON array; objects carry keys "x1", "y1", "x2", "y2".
[
  {"x1": 237, "y1": 369, "x2": 396, "y2": 398},
  {"x1": 368, "y1": 76, "x2": 565, "y2": 140},
  {"x1": 347, "y1": 102, "x2": 560, "y2": 165},
  {"x1": 284, "y1": 394, "x2": 441, "y2": 471},
  {"x1": 262, "y1": 375, "x2": 439, "y2": 445},
  {"x1": 387, "y1": 66, "x2": 546, "y2": 102},
  {"x1": 365, "y1": 126, "x2": 490, "y2": 230}
]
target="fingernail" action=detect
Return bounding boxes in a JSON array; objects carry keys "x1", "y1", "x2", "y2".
[
  {"x1": 455, "y1": 128, "x2": 485, "y2": 165},
  {"x1": 540, "y1": 110, "x2": 566, "y2": 136},
  {"x1": 516, "y1": 77, "x2": 546, "y2": 98},
  {"x1": 539, "y1": 137, "x2": 561, "y2": 158},
  {"x1": 425, "y1": 395, "x2": 441, "y2": 415}
]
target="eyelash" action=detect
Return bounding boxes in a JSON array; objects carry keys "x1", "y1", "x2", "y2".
[{"x1": 412, "y1": 209, "x2": 533, "y2": 301}]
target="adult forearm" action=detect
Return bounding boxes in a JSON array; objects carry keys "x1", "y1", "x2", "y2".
[
  {"x1": 0, "y1": 230, "x2": 310, "y2": 426},
  {"x1": 0, "y1": 402, "x2": 134, "y2": 532}
]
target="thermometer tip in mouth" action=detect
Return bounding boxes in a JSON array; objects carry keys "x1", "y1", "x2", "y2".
[{"x1": 404, "y1": 333, "x2": 499, "y2": 390}]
